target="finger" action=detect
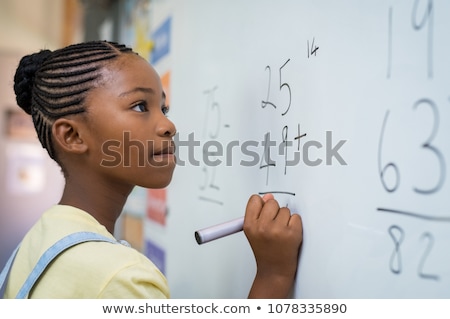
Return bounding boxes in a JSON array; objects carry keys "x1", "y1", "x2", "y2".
[
  {"x1": 261, "y1": 193, "x2": 274, "y2": 202},
  {"x1": 288, "y1": 213, "x2": 303, "y2": 238},
  {"x1": 258, "y1": 199, "x2": 280, "y2": 222},
  {"x1": 273, "y1": 207, "x2": 291, "y2": 226},
  {"x1": 245, "y1": 194, "x2": 264, "y2": 221}
]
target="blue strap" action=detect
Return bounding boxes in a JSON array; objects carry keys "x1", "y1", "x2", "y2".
[
  {"x1": 0, "y1": 245, "x2": 20, "y2": 299},
  {"x1": 1, "y1": 231, "x2": 119, "y2": 299}
]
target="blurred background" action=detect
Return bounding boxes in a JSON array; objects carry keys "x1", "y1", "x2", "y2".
[{"x1": 0, "y1": 0, "x2": 144, "y2": 268}]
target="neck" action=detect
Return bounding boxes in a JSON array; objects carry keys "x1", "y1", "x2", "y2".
[{"x1": 59, "y1": 174, "x2": 133, "y2": 234}]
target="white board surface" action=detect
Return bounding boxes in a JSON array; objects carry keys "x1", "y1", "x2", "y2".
[{"x1": 148, "y1": 0, "x2": 450, "y2": 298}]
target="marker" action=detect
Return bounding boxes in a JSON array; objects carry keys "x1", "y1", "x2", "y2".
[{"x1": 194, "y1": 217, "x2": 244, "y2": 245}]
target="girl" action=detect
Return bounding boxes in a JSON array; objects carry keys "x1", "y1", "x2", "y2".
[{"x1": 2, "y1": 41, "x2": 302, "y2": 298}]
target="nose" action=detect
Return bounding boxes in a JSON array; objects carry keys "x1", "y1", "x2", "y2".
[{"x1": 157, "y1": 116, "x2": 177, "y2": 137}]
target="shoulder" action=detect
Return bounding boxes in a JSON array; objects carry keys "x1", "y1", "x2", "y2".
[
  {"x1": 95, "y1": 243, "x2": 169, "y2": 298},
  {"x1": 48, "y1": 240, "x2": 170, "y2": 298},
  {"x1": 9, "y1": 205, "x2": 169, "y2": 298}
]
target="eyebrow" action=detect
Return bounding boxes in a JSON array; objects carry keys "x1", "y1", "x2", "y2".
[{"x1": 118, "y1": 87, "x2": 156, "y2": 97}]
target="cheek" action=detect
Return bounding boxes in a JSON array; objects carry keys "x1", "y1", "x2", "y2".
[
  {"x1": 98, "y1": 139, "x2": 123, "y2": 168},
  {"x1": 87, "y1": 124, "x2": 124, "y2": 166},
  {"x1": 97, "y1": 134, "x2": 146, "y2": 168},
  {"x1": 98, "y1": 129, "x2": 162, "y2": 167}
]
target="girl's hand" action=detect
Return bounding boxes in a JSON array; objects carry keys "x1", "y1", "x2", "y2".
[{"x1": 244, "y1": 194, "x2": 303, "y2": 298}]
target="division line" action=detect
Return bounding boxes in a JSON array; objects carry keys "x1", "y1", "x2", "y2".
[
  {"x1": 258, "y1": 191, "x2": 296, "y2": 196},
  {"x1": 377, "y1": 207, "x2": 450, "y2": 222},
  {"x1": 198, "y1": 196, "x2": 224, "y2": 205}
]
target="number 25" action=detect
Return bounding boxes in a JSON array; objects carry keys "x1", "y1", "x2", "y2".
[{"x1": 261, "y1": 59, "x2": 292, "y2": 116}]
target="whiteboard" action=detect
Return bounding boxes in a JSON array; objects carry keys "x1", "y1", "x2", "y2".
[{"x1": 146, "y1": 0, "x2": 450, "y2": 298}]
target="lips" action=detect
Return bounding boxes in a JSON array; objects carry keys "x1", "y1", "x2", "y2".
[{"x1": 152, "y1": 141, "x2": 175, "y2": 156}]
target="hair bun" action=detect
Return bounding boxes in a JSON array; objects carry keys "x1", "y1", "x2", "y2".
[{"x1": 13, "y1": 49, "x2": 52, "y2": 115}]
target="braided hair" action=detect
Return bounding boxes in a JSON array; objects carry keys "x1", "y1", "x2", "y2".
[{"x1": 13, "y1": 40, "x2": 134, "y2": 161}]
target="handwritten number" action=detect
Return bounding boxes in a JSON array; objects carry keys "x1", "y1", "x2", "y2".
[
  {"x1": 418, "y1": 232, "x2": 439, "y2": 281},
  {"x1": 377, "y1": 101, "x2": 443, "y2": 194},
  {"x1": 307, "y1": 38, "x2": 319, "y2": 58},
  {"x1": 199, "y1": 166, "x2": 220, "y2": 191},
  {"x1": 388, "y1": 228, "x2": 440, "y2": 280},
  {"x1": 412, "y1": 99, "x2": 445, "y2": 194},
  {"x1": 388, "y1": 1, "x2": 434, "y2": 78},
  {"x1": 411, "y1": 0, "x2": 432, "y2": 30},
  {"x1": 199, "y1": 166, "x2": 208, "y2": 191},
  {"x1": 411, "y1": 0, "x2": 433, "y2": 78},
  {"x1": 203, "y1": 87, "x2": 221, "y2": 139},
  {"x1": 378, "y1": 110, "x2": 400, "y2": 192},
  {"x1": 261, "y1": 66, "x2": 275, "y2": 109},
  {"x1": 261, "y1": 59, "x2": 292, "y2": 115},
  {"x1": 209, "y1": 166, "x2": 220, "y2": 190},
  {"x1": 259, "y1": 59, "x2": 295, "y2": 192},
  {"x1": 279, "y1": 59, "x2": 292, "y2": 115},
  {"x1": 282, "y1": 126, "x2": 288, "y2": 175},
  {"x1": 198, "y1": 165, "x2": 222, "y2": 205},
  {"x1": 382, "y1": 1, "x2": 442, "y2": 284},
  {"x1": 199, "y1": 86, "x2": 222, "y2": 206},
  {"x1": 260, "y1": 132, "x2": 276, "y2": 185},
  {"x1": 388, "y1": 225, "x2": 404, "y2": 274}
]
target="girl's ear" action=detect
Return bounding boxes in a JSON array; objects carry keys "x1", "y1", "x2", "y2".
[{"x1": 52, "y1": 118, "x2": 88, "y2": 154}]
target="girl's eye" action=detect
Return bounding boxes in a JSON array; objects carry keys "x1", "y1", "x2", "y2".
[
  {"x1": 132, "y1": 102, "x2": 148, "y2": 112},
  {"x1": 161, "y1": 105, "x2": 170, "y2": 116}
]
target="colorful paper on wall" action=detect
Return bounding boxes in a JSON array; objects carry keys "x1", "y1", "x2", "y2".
[
  {"x1": 147, "y1": 188, "x2": 167, "y2": 226},
  {"x1": 6, "y1": 143, "x2": 45, "y2": 195},
  {"x1": 160, "y1": 71, "x2": 171, "y2": 106},
  {"x1": 145, "y1": 238, "x2": 166, "y2": 275},
  {"x1": 151, "y1": 16, "x2": 171, "y2": 64},
  {"x1": 121, "y1": 213, "x2": 144, "y2": 251}
]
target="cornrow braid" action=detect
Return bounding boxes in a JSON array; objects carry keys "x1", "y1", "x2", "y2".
[{"x1": 14, "y1": 40, "x2": 134, "y2": 161}]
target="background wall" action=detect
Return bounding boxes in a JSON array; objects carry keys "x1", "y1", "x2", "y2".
[
  {"x1": 0, "y1": 0, "x2": 153, "y2": 273},
  {"x1": 0, "y1": 0, "x2": 64, "y2": 52},
  {"x1": 143, "y1": 0, "x2": 450, "y2": 298},
  {"x1": 0, "y1": 0, "x2": 142, "y2": 272},
  {"x1": 0, "y1": 0, "x2": 83, "y2": 267},
  {"x1": 2, "y1": 0, "x2": 449, "y2": 299}
]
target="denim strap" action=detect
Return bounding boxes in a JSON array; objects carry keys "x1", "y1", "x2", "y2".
[
  {"x1": 0, "y1": 245, "x2": 20, "y2": 298},
  {"x1": 1, "y1": 231, "x2": 119, "y2": 299}
]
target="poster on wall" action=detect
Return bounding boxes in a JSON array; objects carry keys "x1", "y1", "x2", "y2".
[
  {"x1": 120, "y1": 0, "x2": 153, "y2": 61},
  {"x1": 147, "y1": 188, "x2": 167, "y2": 226},
  {"x1": 145, "y1": 238, "x2": 166, "y2": 275},
  {"x1": 121, "y1": 213, "x2": 144, "y2": 251},
  {"x1": 151, "y1": 16, "x2": 171, "y2": 65},
  {"x1": 160, "y1": 71, "x2": 171, "y2": 106},
  {"x1": 5, "y1": 143, "x2": 45, "y2": 195}
]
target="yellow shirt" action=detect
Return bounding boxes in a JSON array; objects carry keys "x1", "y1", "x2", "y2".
[{"x1": 4, "y1": 205, "x2": 169, "y2": 298}]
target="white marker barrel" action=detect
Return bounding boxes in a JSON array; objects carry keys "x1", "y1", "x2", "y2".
[{"x1": 195, "y1": 217, "x2": 245, "y2": 245}]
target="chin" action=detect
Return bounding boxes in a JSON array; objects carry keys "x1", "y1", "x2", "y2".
[{"x1": 140, "y1": 170, "x2": 174, "y2": 189}]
